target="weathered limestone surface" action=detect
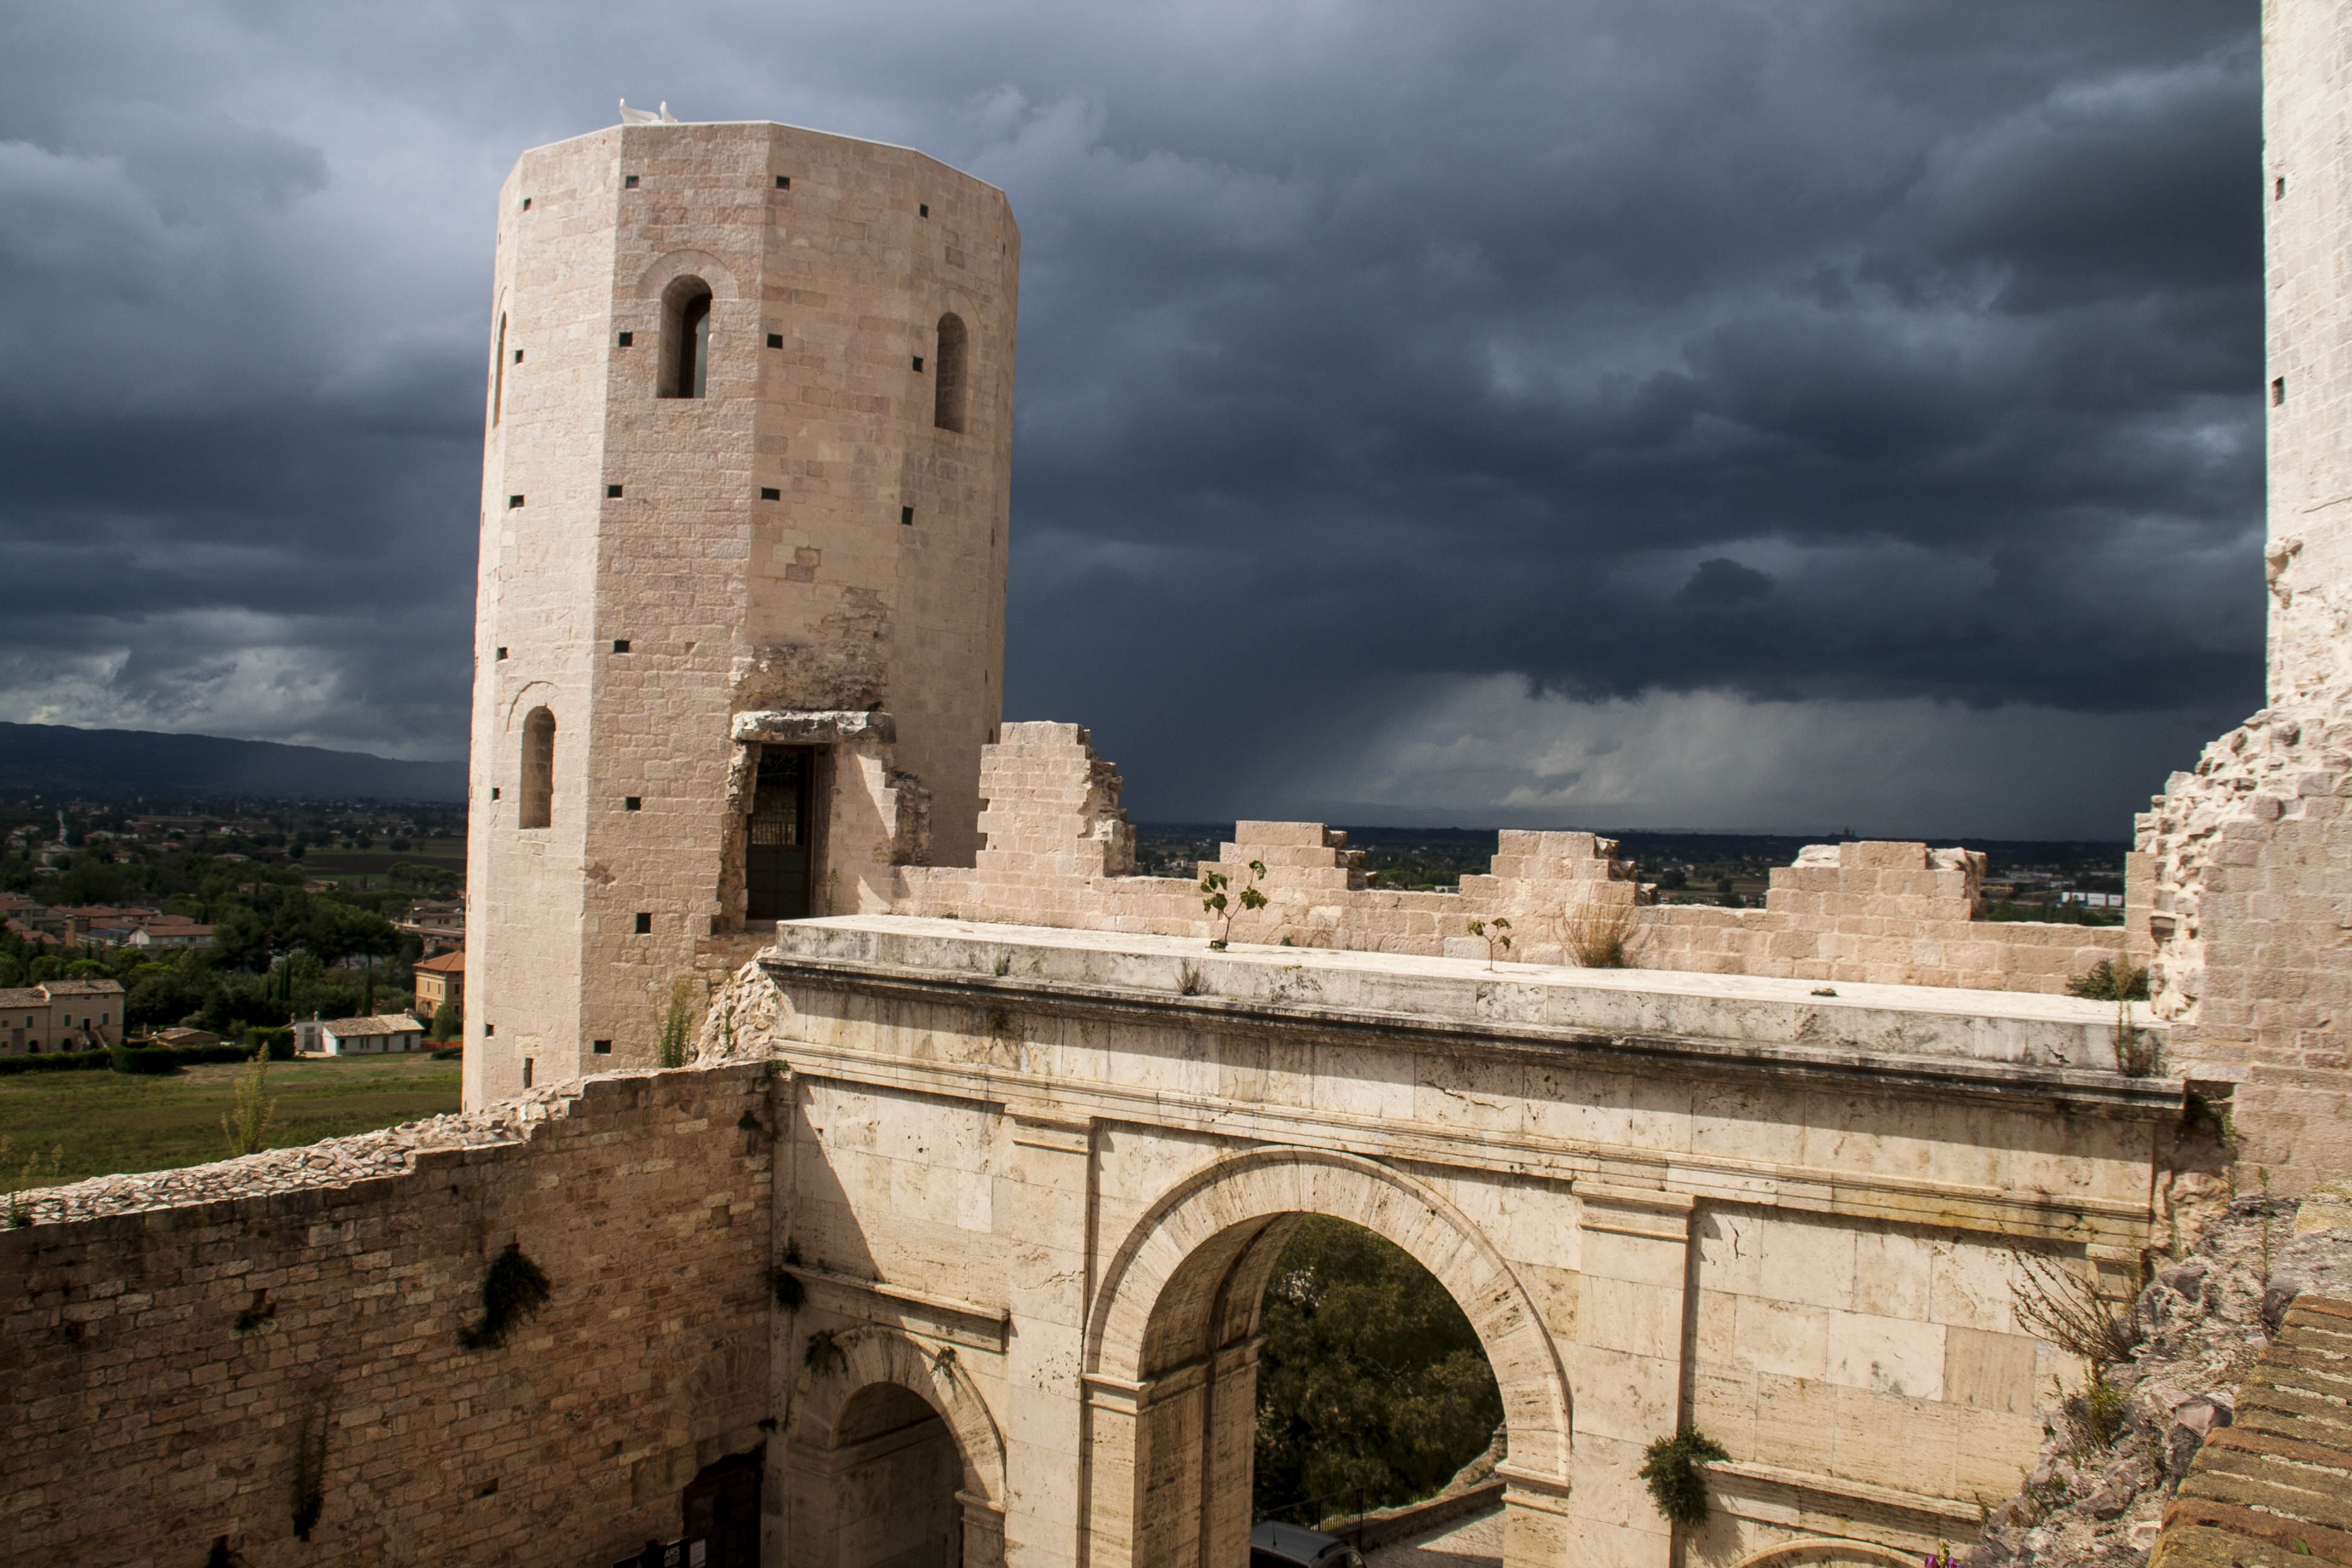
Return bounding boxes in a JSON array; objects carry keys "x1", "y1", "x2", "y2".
[
  {"x1": 705, "y1": 915, "x2": 2196, "y2": 1568},
  {"x1": 0, "y1": 1066, "x2": 775, "y2": 1566},
  {"x1": 2131, "y1": 0, "x2": 2352, "y2": 1197},
  {"x1": 886, "y1": 723, "x2": 2128, "y2": 996},
  {"x1": 468, "y1": 119, "x2": 1016, "y2": 1108}
]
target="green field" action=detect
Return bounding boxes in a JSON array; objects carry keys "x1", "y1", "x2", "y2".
[{"x1": 0, "y1": 1056, "x2": 463, "y2": 1188}]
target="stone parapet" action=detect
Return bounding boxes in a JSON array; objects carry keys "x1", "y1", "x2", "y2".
[{"x1": 888, "y1": 723, "x2": 2128, "y2": 997}]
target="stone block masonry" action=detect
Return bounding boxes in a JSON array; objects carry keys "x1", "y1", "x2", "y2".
[
  {"x1": 887, "y1": 723, "x2": 2130, "y2": 998},
  {"x1": 0, "y1": 1064, "x2": 775, "y2": 1565}
]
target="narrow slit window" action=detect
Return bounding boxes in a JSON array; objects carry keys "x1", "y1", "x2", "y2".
[
  {"x1": 933, "y1": 313, "x2": 967, "y2": 433},
  {"x1": 492, "y1": 313, "x2": 507, "y2": 425},
  {"x1": 2276, "y1": 175, "x2": 2287, "y2": 200},
  {"x1": 518, "y1": 706, "x2": 555, "y2": 829},
  {"x1": 663, "y1": 279, "x2": 714, "y2": 398},
  {"x1": 522, "y1": 1059, "x2": 533, "y2": 1088},
  {"x1": 900, "y1": 506, "x2": 914, "y2": 526},
  {"x1": 513, "y1": 348, "x2": 524, "y2": 364},
  {"x1": 2274, "y1": 377, "x2": 2287, "y2": 406}
]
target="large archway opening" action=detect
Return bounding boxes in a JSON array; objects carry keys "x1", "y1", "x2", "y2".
[
  {"x1": 1254, "y1": 1218, "x2": 1504, "y2": 1527},
  {"x1": 1085, "y1": 1151, "x2": 1570, "y2": 1568}
]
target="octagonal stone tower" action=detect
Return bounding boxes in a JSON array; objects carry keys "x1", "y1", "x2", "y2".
[{"x1": 464, "y1": 117, "x2": 1017, "y2": 1107}]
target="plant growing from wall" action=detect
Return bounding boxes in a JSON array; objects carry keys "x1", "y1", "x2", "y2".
[
  {"x1": 220, "y1": 1052, "x2": 277, "y2": 1157},
  {"x1": 803, "y1": 1328, "x2": 848, "y2": 1376},
  {"x1": 767, "y1": 1266, "x2": 806, "y2": 1312},
  {"x1": 1200, "y1": 860, "x2": 1267, "y2": 949},
  {"x1": 290, "y1": 1384, "x2": 333, "y2": 1540},
  {"x1": 1562, "y1": 896, "x2": 1636, "y2": 969},
  {"x1": 656, "y1": 975, "x2": 698, "y2": 1068},
  {"x1": 460, "y1": 1243, "x2": 552, "y2": 1350},
  {"x1": 2066, "y1": 958, "x2": 2148, "y2": 1001},
  {"x1": 2008, "y1": 1249, "x2": 2137, "y2": 1371},
  {"x1": 1638, "y1": 1426, "x2": 1728, "y2": 1526},
  {"x1": 1468, "y1": 917, "x2": 1512, "y2": 971},
  {"x1": 2111, "y1": 991, "x2": 2161, "y2": 1077}
]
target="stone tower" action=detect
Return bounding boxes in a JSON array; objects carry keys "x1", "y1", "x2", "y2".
[
  {"x1": 2135, "y1": 0, "x2": 2352, "y2": 1192},
  {"x1": 463, "y1": 117, "x2": 1018, "y2": 1107}
]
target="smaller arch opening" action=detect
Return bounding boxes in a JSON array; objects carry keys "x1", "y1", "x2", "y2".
[
  {"x1": 662, "y1": 276, "x2": 714, "y2": 399},
  {"x1": 831, "y1": 1383, "x2": 961, "y2": 1568},
  {"x1": 518, "y1": 707, "x2": 555, "y2": 829},
  {"x1": 933, "y1": 313, "x2": 968, "y2": 433}
]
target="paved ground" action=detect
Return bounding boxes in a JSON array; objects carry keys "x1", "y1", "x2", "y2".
[{"x1": 1364, "y1": 1505, "x2": 1502, "y2": 1568}]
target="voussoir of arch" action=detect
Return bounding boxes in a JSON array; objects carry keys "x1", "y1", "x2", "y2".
[
  {"x1": 633, "y1": 248, "x2": 743, "y2": 301},
  {"x1": 501, "y1": 682, "x2": 557, "y2": 730},
  {"x1": 790, "y1": 1323, "x2": 1007, "y2": 1506},
  {"x1": 1085, "y1": 1145, "x2": 1572, "y2": 1480},
  {"x1": 1728, "y1": 1538, "x2": 1919, "y2": 1568}
]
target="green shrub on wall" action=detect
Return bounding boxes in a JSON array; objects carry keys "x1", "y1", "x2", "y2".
[{"x1": 1638, "y1": 1426, "x2": 1728, "y2": 1526}]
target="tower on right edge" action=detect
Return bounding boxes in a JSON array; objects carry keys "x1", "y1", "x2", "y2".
[{"x1": 2137, "y1": 0, "x2": 2352, "y2": 1194}]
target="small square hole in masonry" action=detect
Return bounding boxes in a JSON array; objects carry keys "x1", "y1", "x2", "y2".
[
  {"x1": 761, "y1": 487, "x2": 781, "y2": 501},
  {"x1": 767, "y1": 333, "x2": 783, "y2": 348},
  {"x1": 508, "y1": 495, "x2": 524, "y2": 509},
  {"x1": 495, "y1": 647, "x2": 508, "y2": 661},
  {"x1": 913, "y1": 356, "x2": 924, "y2": 371},
  {"x1": 612, "y1": 639, "x2": 630, "y2": 653},
  {"x1": 521, "y1": 197, "x2": 531, "y2": 211},
  {"x1": 624, "y1": 797, "x2": 641, "y2": 811},
  {"x1": 484, "y1": 1023, "x2": 494, "y2": 1036},
  {"x1": 617, "y1": 331, "x2": 633, "y2": 347},
  {"x1": 901, "y1": 506, "x2": 914, "y2": 526},
  {"x1": 490, "y1": 787, "x2": 500, "y2": 800},
  {"x1": 592, "y1": 1039, "x2": 612, "y2": 1055},
  {"x1": 2275, "y1": 377, "x2": 2287, "y2": 406},
  {"x1": 776, "y1": 175, "x2": 790, "y2": 189},
  {"x1": 2276, "y1": 175, "x2": 2287, "y2": 200},
  {"x1": 607, "y1": 484, "x2": 622, "y2": 498},
  {"x1": 624, "y1": 174, "x2": 639, "y2": 189},
  {"x1": 635, "y1": 913, "x2": 652, "y2": 934},
  {"x1": 512, "y1": 348, "x2": 523, "y2": 363},
  {"x1": 919, "y1": 202, "x2": 929, "y2": 217}
]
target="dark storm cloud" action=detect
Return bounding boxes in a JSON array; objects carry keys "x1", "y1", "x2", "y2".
[{"x1": 0, "y1": 1, "x2": 2263, "y2": 833}]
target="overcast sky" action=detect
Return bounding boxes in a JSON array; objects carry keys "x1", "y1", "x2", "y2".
[{"x1": 0, "y1": 1, "x2": 2262, "y2": 838}]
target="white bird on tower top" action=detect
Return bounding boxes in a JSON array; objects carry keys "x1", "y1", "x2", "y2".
[{"x1": 618, "y1": 100, "x2": 679, "y2": 125}]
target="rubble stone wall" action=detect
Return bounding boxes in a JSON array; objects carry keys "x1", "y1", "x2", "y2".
[
  {"x1": 885, "y1": 723, "x2": 2127, "y2": 996},
  {"x1": 0, "y1": 1065, "x2": 775, "y2": 1566}
]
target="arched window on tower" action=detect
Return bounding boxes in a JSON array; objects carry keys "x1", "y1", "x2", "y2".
[
  {"x1": 492, "y1": 313, "x2": 507, "y2": 425},
  {"x1": 662, "y1": 277, "x2": 713, "y2": 398},
  {"x1": 519, "y1": 707, "x2": 555, "y2": 829},
  {"x1": 933, "y1": 313, "x2": 967, "y2": 433}
]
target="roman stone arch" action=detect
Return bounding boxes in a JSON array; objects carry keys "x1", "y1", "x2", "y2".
[
  {"x1": 1728, "y1": 1538, "x2": 1919, "y2": 1568},
  {"x1": 1083, "y1": 1146, "x2": 1572, "y2": 1568},
  {"x1": 788, "y1": 1324, "x2": 1006, "y2": 1568}
]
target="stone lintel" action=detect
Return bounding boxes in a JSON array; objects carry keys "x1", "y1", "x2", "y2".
[{"x1": 732, "y1": 708, "x2": 897, "y2": 745}]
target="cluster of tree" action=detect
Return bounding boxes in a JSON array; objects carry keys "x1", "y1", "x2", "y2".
[{"x1": 1252, "y1": 1217, "x2": 1503, "y2": 1518}]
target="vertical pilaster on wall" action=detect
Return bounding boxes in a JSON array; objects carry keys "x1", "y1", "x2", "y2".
[
  {"x1": 1563, "y1": 1183, "x2": 1697, "y2": 1568},
  {"x1": 1004, "y1": 1111, "x2": 1094, "y2": 1568}
]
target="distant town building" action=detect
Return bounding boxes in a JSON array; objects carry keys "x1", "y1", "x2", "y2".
[
  {"x1": 396, "y1": 898, "x2": 466, "y2": 947},
  {"x1": 0, "y1": 979, "x2": 127, "y2": 1054},
  {"x1": 316, "y1": 1014, "x2": 426, "y2": 1055},
  {"x1": 411, "y1": 949, "x2": 465, "y2": 1021}
]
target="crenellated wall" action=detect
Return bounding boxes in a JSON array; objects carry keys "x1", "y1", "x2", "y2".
[{"x1": 881, "y1": 723, "x2": 2129, "y2": 997}]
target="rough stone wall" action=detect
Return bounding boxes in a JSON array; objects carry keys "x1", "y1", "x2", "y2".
[
  {"x1": 2129, "y1": 0, "x2": 2352, "y2": 1194},
  {"x1": 0, "y1": 1065, "x2": 775, "y2": 1566},
  {"x1": 890, "y1": 723, "x2": 2126, "y2": 995}
]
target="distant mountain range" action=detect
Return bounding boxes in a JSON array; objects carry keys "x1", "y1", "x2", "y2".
[{"x1": 0, "y1": 723, "x2": 466, "y2": 804}]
